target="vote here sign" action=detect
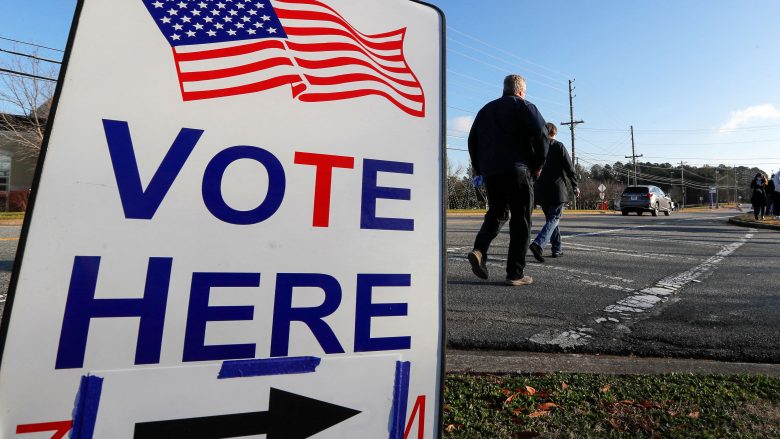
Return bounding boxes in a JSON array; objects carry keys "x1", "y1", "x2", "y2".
[{"x1": 0, "y1": 0, "x2": 444, "y2": 437}]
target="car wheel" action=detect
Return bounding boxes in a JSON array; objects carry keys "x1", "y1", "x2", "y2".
[
  {"x1": 622, "y1": 210, "x2": 629, "y2": 216},
  {"x1": 637, "y1": 211, "x2": 643, "y2": 216},
  {"x1": 664, "y1": 209, "x2": 670, "y2": 216},
  {"x1": 651, "y1": 203, "x2": 659, "y2": 216}
]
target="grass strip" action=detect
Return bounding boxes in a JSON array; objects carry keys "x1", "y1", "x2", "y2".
[{"x1": 443, "y1": 373, "x2": 780, "y2": 438}]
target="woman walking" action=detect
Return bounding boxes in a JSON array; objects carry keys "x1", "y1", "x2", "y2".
[{"x1": 750, "y1": 173, "x2": 768, "y2": 220}]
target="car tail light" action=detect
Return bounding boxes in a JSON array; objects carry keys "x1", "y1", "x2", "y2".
[{"x1": 646, "y1": 193, "x2": 652, "y2": 198}]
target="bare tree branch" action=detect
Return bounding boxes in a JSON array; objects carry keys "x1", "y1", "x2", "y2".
[{"x1": 0, "y1": 48, "x2": 57, "y2": 160}]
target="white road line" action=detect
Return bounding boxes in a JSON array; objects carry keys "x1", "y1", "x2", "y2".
[
  {"x1": 563, "y1": 243, "x2": 695, "y2": 261},
  {"x1": 447, "y1": 255, "x2": 636, "y2": 290},
  {"x1": 611, "y1": 235, "x2": 723, "y2": 248},
  {"x1": 528, "y1": 232, "x2": 754, "y2": 348},
  {"x1": 562, "y1": 225, "x2": 650, "y2": 238}
]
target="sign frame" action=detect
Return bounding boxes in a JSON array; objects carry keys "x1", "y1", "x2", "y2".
[{"x1": 0, "y1": 0, "x2": 448, "y2": 437}]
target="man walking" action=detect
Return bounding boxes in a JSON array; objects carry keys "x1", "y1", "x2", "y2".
[
  {"x1": 466, "y1": 74, "x2": 548, "y2": 286},
  {"x1": 529, "y1": 123, "x2": 579, "y2": 262}
]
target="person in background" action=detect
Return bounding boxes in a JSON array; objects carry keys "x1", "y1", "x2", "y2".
[
  {"x1": 774, "y1": 172, "x2": 780, "y2": 219},
  {"x1": 467, "y1": 74, "x2": 548, "y2": 286},
  {"x1": 750, "y1": 173, "x2": 768, "y2": 220},
  {"x1": 528, "y1": 123, "x2": 579, "y2": 262},
  {"x1": 767, "y1": 174, "x2": 775, "y2": 215}
]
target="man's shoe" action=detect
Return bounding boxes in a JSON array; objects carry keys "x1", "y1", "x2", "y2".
[
  {"x1": 467, "y1": 249, "x2": 488, "y2": 280},
  {"x1": 505, "y1": 276, "x2": 533, "y2": 286},
  {"x1": 529, "y1": 242, "x2": 545, "y2": 263},
  {"x1": 551, "y1": 252, "x2": 563, "y2": 258}
]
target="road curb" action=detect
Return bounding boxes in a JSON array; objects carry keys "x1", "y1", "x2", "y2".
[
  {"x1": 447, "y1": 350, "x2": 780, "y2": 377},
  {"x1": 728, "y1": 216, "x2": 780, "y2": 231}
]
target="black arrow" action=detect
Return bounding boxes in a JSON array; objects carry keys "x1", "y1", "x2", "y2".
[{"x1": 133, "y1": 388, "x2": 361, "y2": 439}]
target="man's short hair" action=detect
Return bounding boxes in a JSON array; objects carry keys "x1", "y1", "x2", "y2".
[
  {"x1": 503, "y1": 74, "x2": 526, "y2": 95},
  {"x1": 546, "y1": 122, "x2": 558, "y2": 138}
]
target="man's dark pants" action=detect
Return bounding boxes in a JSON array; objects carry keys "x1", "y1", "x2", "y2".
[{"x1": 473, "y1": 165, "x2": 533, "y2": 279}]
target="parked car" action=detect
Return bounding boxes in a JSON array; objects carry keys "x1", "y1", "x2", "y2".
[{"x1": 620, "y1": 185, "x2": 673, "y2": 216}]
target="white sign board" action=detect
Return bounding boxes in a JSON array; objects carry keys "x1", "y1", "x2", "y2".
[
  {"x1": 0, "y1": 0, "x2": 444, "y2": 437},
  {"x1": 709, "y1": 186, "x2": 717, "y2": 194},
  {"x1": 597, "y1": 184, "x2": 606, "y2": 193}
]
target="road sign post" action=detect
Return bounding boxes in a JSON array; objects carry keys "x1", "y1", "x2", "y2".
[{"x1": 0, "y1": 1, "x2": 445, "y2": 437}]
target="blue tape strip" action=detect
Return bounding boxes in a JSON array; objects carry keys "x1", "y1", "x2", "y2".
[
  {"x1": 71, "y1": 374, "x2": 103, "y2": 439},
  {"x1": 389, "y1": 361, "x2": 411, "y2": 439},
  {"x1": 218, "y1": 356, "x2": 321, "y2": 379}
]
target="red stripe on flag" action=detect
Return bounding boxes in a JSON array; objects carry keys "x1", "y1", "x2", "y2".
[
  {"x1": 297, "y1": 88, "x2": 424, "y2": 117},
  {"x1": 294, "y1": 57, "x2": 419, "y2": 86},
  {"x1": 178, "y1": 57, "x2": 295, "y2": 82},
  {"x1": 276, "y1": 9, "x2": 404, "y2": 50},
  {"x1": 275, "y1": 0, "x2": 404, "y2": 39},
  {"x1": 181, "y1": 74, "x2": 302, "y2": 101},
  {"x1": 285, "y1": 41, "x2": 405, "y2": 63},
  {"x1": 283, "y1": 26, "x2": 403, "y2": 51},
  {"x1": 174, "y1": 40, "x2": 287, "y2": 62},
  {"x1": 304, "y1": 73, "x2": 425, "y2": 103}
]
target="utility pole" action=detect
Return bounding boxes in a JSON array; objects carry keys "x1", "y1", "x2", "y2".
[
  {"x1": 625, "y1": 126, "x2": 643, "y2": 186},
  {"x1": 561, "y1": 79, "x2": 584, "y2": 209},
  {"x1": 715, "y1": 169, "x2": 720, "y2": 209},
  {"x1": 680, "y1": 161, "x2": 686, "y2": 210},
  {"x1": 734, "y1": 165, "x2": 738, "y2": 208}
]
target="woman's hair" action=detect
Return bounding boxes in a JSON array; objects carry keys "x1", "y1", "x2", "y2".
[{"x1": 545, "y1": 122, "x2": 557, "y2": 138}]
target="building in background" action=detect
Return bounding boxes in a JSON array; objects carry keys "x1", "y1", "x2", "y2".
[{"x1": 0, "y1": 112, "x2": 42, "y2": 211}]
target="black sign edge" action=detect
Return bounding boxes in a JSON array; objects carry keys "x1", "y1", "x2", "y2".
[{"x1": 407, "y1": 1, "x2": 447, "y2": 438}]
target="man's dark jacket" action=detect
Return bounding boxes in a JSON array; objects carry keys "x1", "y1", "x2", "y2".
[
  {"x1": 534, "y1": 139, "x2": 578, "y2": 205},
  {"x1": 468, "y1": 95, "x2": 548, "y2": 177}
]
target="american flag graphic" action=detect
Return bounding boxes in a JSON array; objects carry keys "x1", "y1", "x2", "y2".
[{"x1": 143, "y1": 0, "x2": 426, "y2": 117}]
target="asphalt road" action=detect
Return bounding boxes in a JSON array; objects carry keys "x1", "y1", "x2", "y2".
[
  {"x1": 0, "y1": 209, "x2": 777, "y2": 364},
  {"x1": 447, "y1": 209, "x2": 780, "y2": 363}
]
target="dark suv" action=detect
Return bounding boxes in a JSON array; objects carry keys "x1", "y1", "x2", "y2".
[{"x1": 620, "y1": 185, "x2": 673, "y2": 216}]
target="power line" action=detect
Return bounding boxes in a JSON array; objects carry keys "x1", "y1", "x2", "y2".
[
  {"x1": 580, "y1": 123, "x2": 780, "y2": 133},
  {"x1": 0, "y1": 68, "x2": 56, "y2": 82},
  {"x1": 0, "y1": 36, "x2": 63, "y2": 53},
  {"x1": 447, "y1": 37, "x2": 568, "y2": 92},
  {"x1": 0, "y1": 48, "x2": 61, "y2": 64},
  {"x1": 446, "y1": 26, "x2": 571, "y2": 80}
]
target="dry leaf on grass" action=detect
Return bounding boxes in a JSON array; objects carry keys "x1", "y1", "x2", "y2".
[
  {"x1": 505, "y1": 392, "x2": 522, "y2": 404},
  {"x1": 600, "y1": 384, "x2": 612, "y2": 393},
  {"x1": 445, "y1": 424, "x2": 460, "y2": 433},
  {"x1": 537, "y1": 402, "x2": 559, "y2": 411},
  {"x1": 688, "y1": 411, "x2": 700, "y2": 419},
  {"x1": 528, "y1": 411, "x2": 549, "y2": 418},
  {"x1": 637, "y1": 400, "x2": 662, "y2": 409},
  {"x1": 518, "y1": 386, "x2": 537, "y2": 396},
  {"x1": 561, "y1": 382, "x2": 569, "y2": 391}
]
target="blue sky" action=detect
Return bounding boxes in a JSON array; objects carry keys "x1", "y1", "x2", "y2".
[{"x1": 2, "y1": 0, "x2": 779, "y2": 174}]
